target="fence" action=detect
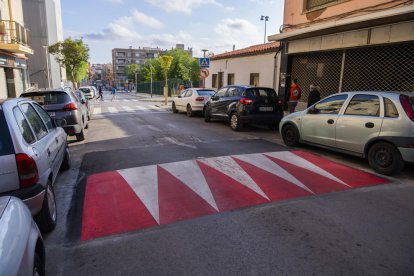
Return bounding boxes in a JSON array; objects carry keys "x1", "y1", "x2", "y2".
[{"x1": 136, "y1": 78, "x2": 192, "y2": 96}]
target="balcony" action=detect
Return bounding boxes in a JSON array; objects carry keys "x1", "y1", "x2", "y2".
[{"x1": 0, "y1": 20, "x2": 33, "y2": 54}]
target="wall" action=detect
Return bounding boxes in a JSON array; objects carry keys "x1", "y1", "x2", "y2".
[{"x1": 205, "y1": 53, "x2": 278, "y2": 90}]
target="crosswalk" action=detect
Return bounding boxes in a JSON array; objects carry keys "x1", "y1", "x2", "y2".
[{"x1": 92, "y1": 104, "x2": 169, "y2": 115}]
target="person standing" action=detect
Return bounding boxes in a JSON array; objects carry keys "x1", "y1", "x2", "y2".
[
  {"x1": 288, "y1": 78, "x2": 301, "y2": 113},
  {"x1": 98, "y1": 86, "x2": 104, "y2": 101},
  {"x1": 111, "y1": 87, "x2": 117, "y2": 101},
  {"x1": 307, "y1": 84, "x2": 321, "y2": 108}
]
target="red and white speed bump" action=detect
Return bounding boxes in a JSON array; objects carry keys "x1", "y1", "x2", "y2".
[{"x1": 81, "y1": 150, "x2": 388, "y2": 241}]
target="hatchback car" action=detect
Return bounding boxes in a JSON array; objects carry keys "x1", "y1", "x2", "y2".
[
  {"x1": 0, "y1": 196, "x2": 45, "y2": 275},
  {"x1": 75, "y1": 90, "x2": 93, "y2": 121},
  {"x1": 280, "y1": 91, "x2": 414, "y2": 175},
  {"x1": 21, "y1": 89, "x2": 88, "y2": 141},
  {"x1": 0, "y1": 98, "x2": 70, "y2": 232},
  {"x1": 204, "y1": 85, "x2": 284, "y2": 131},
  {"x1": 172, "y1": 88, "x2": 216, "y2": 117},
  {"x1": 79, "y1": 86, "x2": 95, "y2": 100}
]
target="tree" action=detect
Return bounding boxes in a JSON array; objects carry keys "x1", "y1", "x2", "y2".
[
  {"x1": 48, "y1": 38, "x2": 89, "y2": 89},
  {"x1": 158, "y1": 55, "x2": 173, "y2": 86},
  {"x1": 125, "y1": 64, "x2": 139, "y2": 81}
]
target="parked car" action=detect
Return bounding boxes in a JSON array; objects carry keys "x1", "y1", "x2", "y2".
[
  {"x1": 172, "y1": 88, "x2": 216, "y2": 117},
  {"x1": 0, "y1": 196, "x2": 45, "y2": 275},
  {"x1": 21, "y1": 89, "x2": 89, "y2": 141},
  {"x1": 0, "y1": 98, "x2": 70, "y2": 232},
  {"x1": 75, "y1": 90, "x2": 93, "y2": 121},
  {"x1": 280, "y1": 91, "x2": 414, "y2": 175},
  {"x1": 204, "y1": 85, "x2": 284, "y2": 131},
  {"x1": 79, "y1": 86, "x2": 95, "y2": 100},
  {"x1": 90, "y1": 86, "x2": 98, "y2": 98}
]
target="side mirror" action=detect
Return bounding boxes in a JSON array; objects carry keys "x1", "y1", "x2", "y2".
[
  {"x1": 81, "y1": 99, "x2": 86, "y2": 104},
  {"x1": 308, "y1": 107, "x2": 318, "y2": 114},
  {"x1": 54, "y1": 118, "x2": 67, "y2": 127}
]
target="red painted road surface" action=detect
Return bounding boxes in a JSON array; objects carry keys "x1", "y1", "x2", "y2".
[{"x1": 81, "y1": 151, "x2": 388, "y2": 241}]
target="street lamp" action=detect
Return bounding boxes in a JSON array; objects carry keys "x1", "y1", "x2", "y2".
[
  {"x1": 260, "y1": 15, "x2": 269, "y2": 44},
  {"x1": 42, "y1": 45, "x2": 52, "y2": 88},
  {"x1": 201, "y1": 49, "x2": 208, "y2": 58}
]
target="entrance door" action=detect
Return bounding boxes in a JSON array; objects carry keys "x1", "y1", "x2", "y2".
[{"x1": 0, "y1": 68, "x2": 7, "y2": 99}]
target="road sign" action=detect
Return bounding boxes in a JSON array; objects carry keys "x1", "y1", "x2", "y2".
[
  {"x1": 200, "y1": 68, "x2": 209, "y2": 79},
  {"x1": 199, "y1": 58, "x2": 210, "y2": 68}
]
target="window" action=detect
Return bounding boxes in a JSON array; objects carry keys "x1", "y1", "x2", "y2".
[
  {"x1": 227, "y1": 74, "x2": 235, "y2": 85},
  {"x1": 0, "y1": 110, "x2": 14, "y2": 156},
  {"x1": 196, "y1": 90, "x2": 215, "y2": 96},
  {"x1": 218, "y1": 72, "x2": 224, "y2": 89},
  {"x1": 186, "y1": 90, "x2": 193, "y2": 97},
  {"x1": 22, "y1": 91, "x2": 71, "y2": 105},
  {"x1": 212, "y1": 74, "x2": 217, "y2": 88},
  {"x1": 13, "y1": 107, "x2": 36, "y2": 144},
  {"x1": 216, "y1": 87, "x2": 228, "y2": 97},
  {"x1": 313, "y1": 94, "x2": 348, "y2": 114},
  {"x1": 20, "y1": 103, "x2": 48, "y2": 140},
  {"x1": 250, "y1": 73, "x2": 259, "y2": 86},
  {"x1": 33, "y1": 104, "x2": 54, "y2": 131},
  {"x1": 384, "y1": 98, "x2": 399, "y2": 118},
  {"x1": 307, "y1": 0, "x2": 339, "y2": 10},
  {"x1": 225, "y1": 87, "x2": 238, "y2": 97},
  {"x1": 345, "y1": 94, "x2": 380, "y2": 117},
  {"x1": 179, "y1": 89, "x2": 188, "y2": 98}
]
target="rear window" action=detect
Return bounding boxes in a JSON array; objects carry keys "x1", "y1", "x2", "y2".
[
  {"x1": 80, "y1": 88, "x2": 91, "y2": 93},
  {"x1": 246, "y1": 88, "x2": 276, "y2": 101},
  {"x1": 21, "y1": 92, "x2": 71, "y2": 105},
  {"x1": 0, "y1": 110, "x2": 15, "y2": 156},
  {"x1": 197, "y1": 90, "x2": 215, "y2": 96}
]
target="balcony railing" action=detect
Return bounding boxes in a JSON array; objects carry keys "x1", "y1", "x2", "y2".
[{"x1": 0, "y1": 20, "x2": 31, "y2": 49}]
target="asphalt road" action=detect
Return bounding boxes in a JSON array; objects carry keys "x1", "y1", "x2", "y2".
[{"x1": 45, "y1": 92, "x2": 414, "y2": 275}]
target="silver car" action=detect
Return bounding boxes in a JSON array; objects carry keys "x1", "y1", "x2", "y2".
[
  {"x1": 0, "y1": 98, "x2": 70, "y2": 232},
  {"x1": 280, "y1": 91, "x2": 414, "y2": 175},
  {"x1": 0, "y1": 196, "x2": 45, "y2": 275},
  {"x1": 172, "y1": 88, "x2": 216, "y2": 117}
]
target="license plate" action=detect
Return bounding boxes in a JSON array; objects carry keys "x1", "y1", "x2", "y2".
[
  {"x1": 49, "y1": 112, "x2": 56, "y2": 117},
  {"x1": 259, "y1": 107, "x2": 273, "y2": 112}
]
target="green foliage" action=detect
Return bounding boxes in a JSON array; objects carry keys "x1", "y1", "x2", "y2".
[
  {"x1": 73, "y1": 61, "x2": 89, "y2": 84},
  {"x1": 125, "y1": 64, "x2": 139, "y2": 80},
  {"x1": 48, "y1": 38, "x2": 89, "y2": 89},
  {"x1": 158, "y1": 55, "x2": 173, "y2": 86}
]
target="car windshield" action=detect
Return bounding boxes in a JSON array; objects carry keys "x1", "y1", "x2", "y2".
[
  {"x1": 21, "y1": 92, "x2": 71, "y2": 105},
  {"x1": 197, "y1": 90, "x2": 215, "y2": 96},
  {"x1": 80, "y1": 88, "x2": 91, "y2": 93},
  {"x1": 0, "y1": 109, "x2": 14, "y2": 156},
  {"x1": 245, "y1": 88, "x2": 276, "y2": 102}
]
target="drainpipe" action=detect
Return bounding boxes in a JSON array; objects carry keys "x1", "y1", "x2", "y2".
[
  {"x1": 7, "y1": 0, "x2": 13, "y2": 21},
  {"x1": 273, "y1": 45, "x2": 282, "y2": 94}
]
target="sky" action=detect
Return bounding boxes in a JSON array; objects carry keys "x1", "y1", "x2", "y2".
[{"x1": 61, "y1": 0, "x2": 285, "y2": 64}]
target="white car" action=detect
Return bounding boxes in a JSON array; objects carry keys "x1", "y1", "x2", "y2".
[
  {"x1": 79, "y1": 86, "x2": 95, "y2": 100},
  {"x1": 0, "y1": 196, "x2": 45, "y2": 275},
  {"x1": 172, "y1": 88, "x2": 216, "y2": 117}
]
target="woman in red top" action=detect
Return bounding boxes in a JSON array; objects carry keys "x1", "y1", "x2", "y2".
[{"x1": 288, "y1": 78, "x2": 301, "y2": 113}]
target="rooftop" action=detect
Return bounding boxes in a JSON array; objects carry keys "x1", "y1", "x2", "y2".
[{"x1": 211, "y1": 42, "x2": 280, "y2": 60}]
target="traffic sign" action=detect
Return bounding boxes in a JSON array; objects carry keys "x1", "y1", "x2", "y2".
[
  {"x1": 200, "y1": 68, "x2": 209, "y2": 79},
  {"x1": 199, "y1": 58, "x2": 210, "y2": 68}
]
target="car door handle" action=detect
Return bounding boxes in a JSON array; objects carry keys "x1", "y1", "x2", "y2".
[
  {"x1": 327, "y1": 119, "x2": 335, "y2": 125},
  {"x1": 55, "y1": 137, "x2": 59, "y2": 143},
  {"x1": 47, "y1": 149, "x2": 51, "y2": 156},
  {"x1": 365, "y1": 122, "x2": 375, "y2": 128}
]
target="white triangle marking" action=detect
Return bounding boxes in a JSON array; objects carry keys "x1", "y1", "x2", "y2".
[
  {"x1": 265, "y1": 151, "x2": 349, "y2": 187},
  {"x1": 122, "y1": 106, "x2": 133, "y2": 112},
  {"x1": 199, "y1": 156, "x2": 269, "y2": 200},
  {"x1": 108, "y1": 107, "x2": 118, "y2": 113},
  {"x1": 233, "y1": 153, "x2": 314, "y2": 194},
  {"x1": 118, "y1": 165, "x2": 160, "y2": 224},
  {"x1": 160, "y1": 160, "x2": 219, "y2": 211},
  {"x1": 94, "y1": 107, "x2": 101, "y2": 115}
]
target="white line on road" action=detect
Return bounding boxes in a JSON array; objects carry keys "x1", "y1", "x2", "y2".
[
  {"x1": 122, "y1": 106, "x2": 134, "y2": 112},
  {"x1": 108, "y1": 107, "x2": 118, "y2": 113},
  {"x1": 94, "y1": 107, "x2": 101, "y2": 115}
]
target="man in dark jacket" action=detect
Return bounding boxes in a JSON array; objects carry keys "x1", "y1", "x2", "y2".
[{"x1": 307, "y1": 84, "x2": 321, "y2": 108}]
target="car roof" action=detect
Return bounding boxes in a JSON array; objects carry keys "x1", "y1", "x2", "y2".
[
  {"x1": 337, "y1": 91, "x2": 413, "y2": 97},
  {"x1": 24, "y1": 88, "x2": 67, "y2": 93}
]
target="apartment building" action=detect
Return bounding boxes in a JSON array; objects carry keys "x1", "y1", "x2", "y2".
[
  {"x1": 90, "y1": 63, "x2": 113, "y2": 85},
  {"x1": 0, "y1": 0, "x2": 33, "y2": 99},
  {"x1": 268, "y1": 0, "x2": 414, "y2": 104},
  {"x1": 22, "y1": 0, "x2": 65, "y2": 89}
]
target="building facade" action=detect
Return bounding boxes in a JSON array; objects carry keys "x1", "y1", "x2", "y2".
[
  {"x1": 205, "y1": 42, "x2": 281, "y2": 90},
  {"x1": 90, "y1": 63, "x2": 113, "y2": 86},
  {"x1": 269, "y1": 0, "x2": 414, "y2": 105},
  {"x1": 22, "y1": 0, "x2": 65, "y2": 89},
  {"x1": 0, "y1": 0, "x2": 33, "y2": 99}
]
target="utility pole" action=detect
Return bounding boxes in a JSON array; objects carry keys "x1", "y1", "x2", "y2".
[
  {"x1": 43, "y1": 46, "x2": 51, "y2": 88},
  {"x1": 150, "y1": 66, "x2": 153, "y2": 98},
  {"x1": 135, "y1": 72, "x2": 138, "y2": 93},
  {"x1": 261, "y1": 15, "x2": 269, "y2": 44}
]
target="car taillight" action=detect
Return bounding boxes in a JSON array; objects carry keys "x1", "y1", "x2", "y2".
[
  {"x1": 15, "y1": 153, "x2": 39, "y2": 188},
  {"x1": 63, "y1": 102, "x2": 77, "y2": 111},
  {"x1": 240, "y1": 98, "x2": 253, "y2": 105},
  {"x1": 400, "y1": 95, "x2": 414, "y2": 122},
  {"x1": 196, "y1": 97, "x2": 204, "y2": 101}
]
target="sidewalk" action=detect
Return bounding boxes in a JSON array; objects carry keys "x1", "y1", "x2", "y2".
[{"x1": 119, "y1": 91, "x2": 172, "y2": 104}]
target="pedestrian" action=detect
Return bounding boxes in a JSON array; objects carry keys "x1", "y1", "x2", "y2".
[
  {"x1": 98, "y1": 86, "x2": 104, "y2": 101},
  {"x1": 288, "y1": 78, "x2": 301, "y2": 113},
  {"x1": 307, "y1": 84, "x2": 321, "y2": 108},
  {"x1": 111, "y1": 87, "x2": 117, "y2": 101}
]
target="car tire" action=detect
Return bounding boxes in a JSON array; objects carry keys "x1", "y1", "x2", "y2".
[
  {"x1": 230, "y1": 113, "x2": 242, "y2": 131},
  {"x1": 76, "y1": 128, "x2": 85, "y2": 141},
  {"x1": 60, "y1": 146, "x2": 71, "y2": 171},
  {"x1": 172, "y1": 102, "x2": 178, "y2": 113},
  {"x1": 35, "y1": 181, "x2": 57, "y2": 233},
  {"x1": 33, "y1": 252, "x2": 45, "y2": 276},
  {"x1": 368, "y1": 142, "x2": 404, "y2": 175},
  {"x1": 186, "y1": 104, "x2": 193, "y2": 117},
  {"x1": 204, "y1": 107, "x2": 211, "y2": 122},
  {"x1": 282, "y1": 124, "x2": 300, "y2": 147}
]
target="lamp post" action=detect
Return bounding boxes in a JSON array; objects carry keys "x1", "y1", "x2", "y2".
[
  {"x1": 150, "y1": 65, "x2": 153, "y2": 98},
  {"x1": 260, "y1": 15, "x2": 269, "y2": 44},
  {"x1": 42, "y1": 45, "x2": 51, "y2": 88}
]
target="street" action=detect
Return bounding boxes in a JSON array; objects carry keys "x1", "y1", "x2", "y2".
[{"x1": 45, "y1": 91, "x2": 414, "y2": 275}]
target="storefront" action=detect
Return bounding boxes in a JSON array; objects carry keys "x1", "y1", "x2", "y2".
[{"x1": 0, "y1": 52, "x2": 28, "y2": 99}]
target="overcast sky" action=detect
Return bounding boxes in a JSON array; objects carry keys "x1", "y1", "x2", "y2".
[{"x1": 62, "y1": 0, "x2": 284, "y2": 63}]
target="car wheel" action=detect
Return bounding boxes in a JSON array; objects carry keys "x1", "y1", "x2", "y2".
[
  {"x1": 60, "y1": 146, "x2": 71, "y2": 171},
  {"x1": 186, "y1": 104, "x2": 193, "y2": 117},
  {"x1": 282, "y1": 124, "x2": 300, "y2": 147},
  {"x1": 230, "y1": 113, "x2": 242, "y2": 131},
  {"x1": 76, "y1": 128, "x2": 85, "y2": 141},
  {"x1": 172, "y1": 102, "x2": 178, "y2": 113},
  {"x1": 33, "y1": 252, "x2": 45, "y2": 276},
  {"x1": 368, "y1": 142, "x2": 404, "y2": 175},
  {"x1": 34, "y1": 181, "x2": 57, "y2": 233},
  {"x1": 204, "y1": 107, "x2": 211, "y2": 122}
]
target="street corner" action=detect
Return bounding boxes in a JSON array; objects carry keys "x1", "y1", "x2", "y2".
[{"x1": 76, "y1": 150, "x2": 389, "y2": 241}]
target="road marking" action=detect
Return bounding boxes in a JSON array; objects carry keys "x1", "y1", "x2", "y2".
[
  {"x1": 122, "y1": 106, "x2": 134, "y2": 112},
  {"x1": 108, "y1": 107, "x2": 118, "y2": 113},
  {"x1": 135, "y1": 106, "x2": 147, "y2": 111},
  {"x1": 131, "y1": 99, "x2": 139, "y2": 102},
  {"x1": 148, "y1": 105, "x2": 159, "y2": 110},
  {"x1": 94, "y1": 107, "x2": 101, "y2": 115}
]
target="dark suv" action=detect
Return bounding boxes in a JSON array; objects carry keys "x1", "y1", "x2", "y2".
[
  {"x1": 204, "y1": 85, "x2": 284, "y2": 131},
  {"x1": 21, "y1": 89, "x2": 88, "y2": 141}
]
